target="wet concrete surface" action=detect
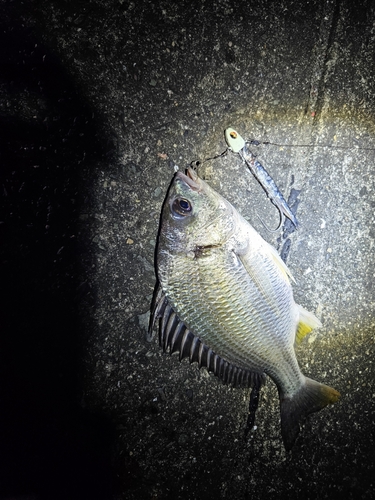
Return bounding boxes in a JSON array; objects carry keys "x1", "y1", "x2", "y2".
[{"x1": 1, "y1": 0, "x2": 374, "y2": 498}]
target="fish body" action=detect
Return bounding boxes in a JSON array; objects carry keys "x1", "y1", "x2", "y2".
[{"x1": 150, "y1": 167, "x2": 339, "y2": 450}]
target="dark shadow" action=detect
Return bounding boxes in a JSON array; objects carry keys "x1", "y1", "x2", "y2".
[{"x1": 0, "y1": 9, "x2": 115, "y2": 500}]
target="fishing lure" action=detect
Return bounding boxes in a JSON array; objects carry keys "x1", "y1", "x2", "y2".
[{"x1": 225, "y1": 127, "x2": 299, "y2": 230}]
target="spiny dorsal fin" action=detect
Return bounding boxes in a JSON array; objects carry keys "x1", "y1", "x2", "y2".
[
  {"x1": 295, "y1": 304, "x2": 322, "y2": 345},
  {"x1": 149, "y1": 284, "x2": 266, "y2": 389}
]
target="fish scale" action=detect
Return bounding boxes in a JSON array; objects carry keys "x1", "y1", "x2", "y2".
[
  {"x1": 194, "y1": 251, "x2": 290, "y2": 371},
  {"x1": 151, "y1": 285, "x2": 263, "y2": 388},
  {"x1": 150, "y1": 166, "x2": 340, "y2": 450}
]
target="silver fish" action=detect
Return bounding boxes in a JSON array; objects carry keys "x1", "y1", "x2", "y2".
[
  {"x1": 225, "y1": 127, "x2": 299, "y2": 230},
  {"x1": 149, "y1": 167, "x2": 340, "y2": 450}
]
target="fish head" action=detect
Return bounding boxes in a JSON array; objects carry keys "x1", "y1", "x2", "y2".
[{"x1": 158, "y1": 167, "x2": 237, "y2": 256}]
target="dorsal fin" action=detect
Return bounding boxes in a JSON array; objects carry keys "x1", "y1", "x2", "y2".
[{"x1": 149, "y1": 284, "x2": 266, "y2": 389}]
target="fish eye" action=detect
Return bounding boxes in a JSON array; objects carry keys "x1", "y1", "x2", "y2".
[{"x1": 171, "y1": 197, "x2": 193, "y2": 218}]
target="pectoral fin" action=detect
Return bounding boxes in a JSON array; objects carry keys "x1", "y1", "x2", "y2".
[{"x1": 266, "y1": 241, "x2": 295, "y2": 284}]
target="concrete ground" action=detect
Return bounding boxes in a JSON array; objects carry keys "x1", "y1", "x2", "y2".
[{"x1": 1, "y1": 0, "x2": 374, "y2": 498}]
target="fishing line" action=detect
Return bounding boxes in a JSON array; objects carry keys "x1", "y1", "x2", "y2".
[
  {"x1": 248, "y1": 140, "x2": 375, "y2": 151},
  {"x1": 190, "y1": 148, "x2": 229, "y2": 169},
  {"x1": 190, "y1": 139, "x2": 375, "y2": 167}
]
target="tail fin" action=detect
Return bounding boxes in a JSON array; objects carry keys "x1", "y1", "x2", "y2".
[{"x1": 280, "y1": 377, "x2": 340, "y2": 451}]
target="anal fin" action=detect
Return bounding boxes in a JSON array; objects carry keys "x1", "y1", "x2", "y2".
[{"x1": 295, "y1": 304, "x2": 322, "y2": 345}]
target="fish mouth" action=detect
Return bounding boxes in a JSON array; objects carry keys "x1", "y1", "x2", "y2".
[{"x1": 176, "y1": 167, "x2": 200, "y2": 191}]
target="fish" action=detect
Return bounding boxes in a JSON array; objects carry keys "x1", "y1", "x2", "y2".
[
  {"x1": 149, "y1": 166, "x2": 340, "y2": 450},
  {"x1": 225, "y1": 127, "x2": 299, "y2": 230}
]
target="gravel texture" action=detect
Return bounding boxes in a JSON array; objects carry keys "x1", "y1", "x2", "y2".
[{"x1": 1, "y1": 0, "x2": 374, "y2": 499}]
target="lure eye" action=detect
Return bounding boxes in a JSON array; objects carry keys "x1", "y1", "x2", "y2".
[{"x1": 171, "y1": 197, "x2": 193, "y2": 218}]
